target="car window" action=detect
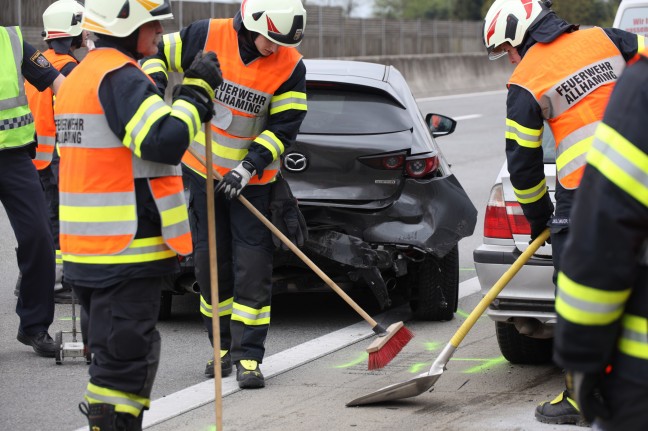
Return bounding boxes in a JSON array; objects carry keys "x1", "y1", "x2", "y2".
[
  {"x1": 542, "y1": 123, "x2": 556, "y2": 163},
  {"x1": 615, "y1": 6, "x2": 648, "y2": 36},
  {"x1": 299, "y1": 84, "x2": 412, "y2": 135}
]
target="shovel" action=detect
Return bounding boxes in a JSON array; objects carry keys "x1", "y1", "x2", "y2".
[{"x1": 346, "y1": 229, "x2": 551, "y2": 406}]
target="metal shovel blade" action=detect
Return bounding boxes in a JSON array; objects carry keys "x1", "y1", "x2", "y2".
[{"x1": 346, "y1": 370, "x2": 443, "y2": 407}]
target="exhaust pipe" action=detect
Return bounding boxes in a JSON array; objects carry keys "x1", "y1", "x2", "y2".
[{"x1": 174, "y1": 274, "x2": 201, "y2": 294}]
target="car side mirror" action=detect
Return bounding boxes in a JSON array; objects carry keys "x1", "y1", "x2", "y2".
[{"x1": 425, "y1": 113, "x2": 457, "y2": 138}]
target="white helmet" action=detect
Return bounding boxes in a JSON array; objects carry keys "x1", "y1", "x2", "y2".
[
  {"x1": 82, "y1": 0, "x2": 173, "y2": 38},
  {"x1": 241, "y1": 0, "x2": 307, "y2": 47},
  {"x1": 42, "y1": 0, "x2": 84, "y2": 40},
  {"x1": 483, "y1": 0, "x2": 552, "y2": 60}
]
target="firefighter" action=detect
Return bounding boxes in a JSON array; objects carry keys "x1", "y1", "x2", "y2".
[
  {"x1": 141, "y1": 0, "x2": 308, "y2": 389},
  {"x1": 1, "y1": 25, "x2": 63, "y2": 357},
  {"x1": 24, "y1": 0, "x2": 87, "y2": 304},
  {"x1": 554, "y1": 49, "x2": 648, "y2": 430},
  {"x1": 54, "y1": 0, "x2": 222, "y2": 429},
  {"x1": 482, "y1": 0, "x2": 645, "y2": 425}
]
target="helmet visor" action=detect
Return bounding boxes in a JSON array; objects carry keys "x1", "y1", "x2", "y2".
[
  {"x1": 267, "y1": 15, "x2": 305, "y2": 46},
  {"x1": 487, "y1": 44, "x2": 508, "y2": 61}
]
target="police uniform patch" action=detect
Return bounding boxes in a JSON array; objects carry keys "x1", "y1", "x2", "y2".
[{"x1": 30, "y1": 51, "x2": 51, "y2": 68}]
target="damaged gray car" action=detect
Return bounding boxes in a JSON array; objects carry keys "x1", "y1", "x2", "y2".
[{"x1": 166, "y1": 59, "x2": 477, "y2": 322}]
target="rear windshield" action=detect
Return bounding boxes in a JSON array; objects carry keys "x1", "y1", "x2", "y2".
[
  {"x1": 299, "y1": 84, "x2": 412, "y2": 135},
  {"x1": 616, "y1": 6, "x2": 648, "y2": 36}
]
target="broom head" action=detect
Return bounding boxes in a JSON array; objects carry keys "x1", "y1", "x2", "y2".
[{"x1": 366, "y1": 321, "x2": 414, "y2": 370}]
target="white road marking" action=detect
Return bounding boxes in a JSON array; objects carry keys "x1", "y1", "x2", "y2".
[
  {"x1": 416, "y1": 89, "x2": 507, "y2": 102},
  {"x1": 73, "y1": 276, "x2": 482, "y2": 431},
  {"x1": 453, "y1": 114, "x2": 482, "y2": 121}
]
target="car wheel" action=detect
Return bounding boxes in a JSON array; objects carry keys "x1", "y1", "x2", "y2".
[
  {"x1": 158, "y1": 291, "x2": 173, "y2": 321},
  {"x1": 495, "y1": 322, "x2": 553, "y2": 364},
  {"x1": 408, "y1": 245, "x2": 459, "y2": 321}
]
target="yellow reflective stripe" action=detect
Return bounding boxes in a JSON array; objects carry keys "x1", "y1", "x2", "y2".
[
  {"x1": 163, "y1": 32, "x2": 183, "y2": 72},
  {"x1": 170, "y1": 99, "x2": 200, "y2": 138},
  {"x1": 183, "y1": 77, "x2": 215, "y2": 100},
  {"x1": 638, "y1": 35, "x2": 646, "y2": 52},
  {"x1": 218, "y1": 297, "x2": 233, "y2": 317},
  {"x1": 513, "y1": 179, "x2": 547, "y2": 204},
  {"x1": 85, "y1": 382, "x2": 150, "y2": 416},
  {"x1": 60, "y1": 205, "x2": 136, "y2": 222},
  {"x1": 619, "y1": 314, "x2": 648, "y2": 359},
  {"x1": 231, "y1": 302, "x2": 271, "y2": 325},
  {"x1": 159, "y1": 205, "x2": 187, "y2": 227},
  {"x1": 270, "y1": 91, "x2": 307, "y2": 115},
  {"x1": 124, "y1": 96, "x2": 172, "y2": 157},
  {"x1": 556, "y1": 272, "x2": 631, "y2": 325},
  {"x1": 253, "y1": 130, "x2": 283, "y2": 160},
  {"x1": 505, "y1": 118, "x2": 542, "y2": 148},
  {"x1": 55, "y1": 249, "x2": 62, "y2": 265},
  {"x1": 587, "y1": 123, "x2": 648, "y2": 208},
  {"x1": 200, "y1": 295, "x2": 212, "y2": 317},
  {"x1": 63, "y1": 237, "x2": 174, "y2": 264},
  {"x1": 141, "y1": 58, "x2": 168, "y2": 79},
  {"x1": 556, "y1": 136, "x2": 593, "y2": 172}
]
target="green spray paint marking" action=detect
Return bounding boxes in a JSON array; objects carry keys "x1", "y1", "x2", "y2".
[
  {"x1": 408, "y1": 356, "x2": 507, "y2": 374},
  {"x1": 334, "y1": 352, "x2": 368, "y2": 369},
  {"x1": 424, "y1": 341, "x2": 442, "y2": 351},
  {"x1": 460, "y1": 267, "x2": 476, "y2": 272}
]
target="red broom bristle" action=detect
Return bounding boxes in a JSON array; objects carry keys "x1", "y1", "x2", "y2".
[{"x1": 367, "y1": 326, "x2": 414, "y2": 370}]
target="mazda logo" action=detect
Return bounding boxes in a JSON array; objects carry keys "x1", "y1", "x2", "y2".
[{"x1": 283, "y1": 153, "x2": 308, "y2": 172}]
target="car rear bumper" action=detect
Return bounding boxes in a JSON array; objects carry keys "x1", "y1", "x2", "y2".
[{"x1": 473, "y1": 244, "x2": 556, "y2": 324}]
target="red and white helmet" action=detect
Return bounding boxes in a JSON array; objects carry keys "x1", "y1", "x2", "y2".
[
  {"x1": 241, "y1": 0, "x2": 307, "y2": 47},
  {"x1": 82, "y1": 0, "x2": 173, "y2": 37},
  {"x1": 483, "y1": 0, "x2": 552, "y2": 60},
  {"x1": 42, "y1": 0, "x2": 85, "y2": 40}
]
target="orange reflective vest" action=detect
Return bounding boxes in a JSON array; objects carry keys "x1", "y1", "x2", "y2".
[
  {"x1": 182, "y1": 18, "x2": 302, "y2": 184},
  {"x1": 508, "y1": 28, "x2": 625, "y2": 189},
  {"x1": 55, "y1": 48, "x2": 192, "y2": 263},
  {"x1": 24, "y1": 49, "x2": 76, "y2": 170}
]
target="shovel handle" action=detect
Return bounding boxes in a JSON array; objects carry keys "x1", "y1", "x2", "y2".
[
  {"x1": 449, "y1": 229, "x2": 550, "y2": 348},
  {"x1": 187, "y1": 147, "x2": 379, "y2": 328}
]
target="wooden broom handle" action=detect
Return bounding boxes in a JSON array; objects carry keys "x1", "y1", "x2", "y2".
[
  {"x1": 188, "y1": 146, "x2": 379, "y2": 328},
  {"x1": 203, "y1": 125, "x2": 223, "y2": 429}
]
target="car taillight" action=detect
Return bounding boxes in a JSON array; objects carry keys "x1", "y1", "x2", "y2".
[
  {"x1": 405, "y1": 156, "x2": 439, "y2": 178},
  {"x1": 483, "y1": 184, "x2": 532, "y2": 239},
  {"x1": 506, "y1": 202, "x2": 531, "y2": 235},
  {"x1": 484, "y1": 184, "x2": 512, "y2": 239},
  {"x1": 358, "y1": 152, "x2": 406, "y2": 170}
]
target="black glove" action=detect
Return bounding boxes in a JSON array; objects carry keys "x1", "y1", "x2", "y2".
[
  {"x1": 183, "y1": 51, "x2": 222, "y2": 100},
  {"x1": 270, "y1": 175, "x2": 308, "y2": 250},
  {"x1": 215, "y1": 160, "x2": 255, "y2": 199},
  {"x1": 565, "y1": 370, "x2": 610, "y2": 423},
  {"x1": 530, "y1": 218, "x2": 551, "y2": 244}
]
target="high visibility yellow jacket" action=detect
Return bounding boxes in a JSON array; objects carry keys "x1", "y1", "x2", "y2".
[
  {"x1": 0, "y1": 26, "x2": 35, "y2": 150},
  {"x1": 24, "y1": 49, "x2": 77, "y2": 170},
  {"x1": 554, "y1": 49, "x2": 648, "y2": 384},
  {"x1": 55, "y1": 48, "x2": 193, "y2": 265}
]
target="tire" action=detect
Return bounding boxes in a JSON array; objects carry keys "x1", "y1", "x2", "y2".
[
  {"x1": 158, "y1": 291, "x2": 173, "y2": 321},
  {"x1": 408, "y1": 245, "x2": 459, "y2": 321},
  {"x1": 495, "y1": 322, "x2": 553, "y2": 364},
  {"x1": 55, "y1": 331, "x2": 63, "y2": 365}
]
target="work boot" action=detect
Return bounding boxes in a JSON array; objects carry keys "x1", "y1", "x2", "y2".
[
  {"x1": 535, "y1": 390, "x2": 588, "y2": 426},
  {"x1": 17, "y1": 330, "x2": 57, "y2": 358},
  {"x1": 205, "y1": 350, "x2": 232, "y2": 378},
  {"x1": 79, "y1": 402, "x2": 143, "y2": 431},
  {"x1": 236, "y1": 359, "x2": 265, "y2": 389}
]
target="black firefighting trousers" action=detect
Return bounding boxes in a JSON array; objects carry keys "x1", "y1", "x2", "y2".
[
  {"x1": 0, "y1": 146, "x2": 55, "y2": 335},
  {"x1": 72, "y1": 276, "x2": 172, "y2": 398},
  {"x1": 186, "y1": 168, "x2": 274, "y2": 363}
]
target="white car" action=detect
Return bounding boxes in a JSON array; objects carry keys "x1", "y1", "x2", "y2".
[
  {"x1": 473, "y1": 129, "x2": 556, "y2": 364},
  {"x1": 613, "y1": 0, "x2": 648, "y2": 37}
]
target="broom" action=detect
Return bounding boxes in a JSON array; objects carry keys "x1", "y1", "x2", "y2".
[
  {"x1": 203, "y1": 124, "x2": 223, "y2": 430},
  {"x1": 187, "y1": 146, "x2": 413, "y2": 370}
]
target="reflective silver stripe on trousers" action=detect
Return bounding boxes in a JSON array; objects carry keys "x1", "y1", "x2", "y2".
[
  {"x1": 85, "y1": 390, "x2": 147, "y2": 412},
  {"x1": 0, "y1": 27, "x2": 28, "y2": 111},
  {"x1": 540, "y1": 55, "x2": 625, "y2": 119},
  {"x1": 559, "y1": 288, "x2": 625, "y2": 315}
]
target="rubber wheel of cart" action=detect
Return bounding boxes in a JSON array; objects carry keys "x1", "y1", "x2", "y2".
[{"x1": 55, "y1": 331, "x2": 63, "y2": 365}]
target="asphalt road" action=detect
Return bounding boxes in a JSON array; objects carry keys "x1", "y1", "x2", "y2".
[{"x1": 0, "y1": 90, "x2": 579, "y2": 431}]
